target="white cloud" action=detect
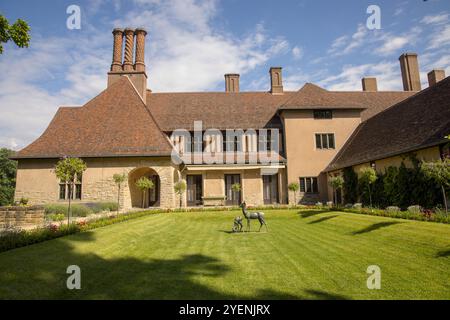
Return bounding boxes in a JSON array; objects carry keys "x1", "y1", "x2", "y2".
[
  {"x1": 328, "y1": 24, "x2": 368, "y2": 56},
  {"x1": 428, "y1": 25, "x2": 450, "y2": 49},
  {"x1": 421, "y1": 13, "x2": 449, "y2": 25},
  {"x1": 292, "y1": 46, "x2": 303, "y2": 60}
]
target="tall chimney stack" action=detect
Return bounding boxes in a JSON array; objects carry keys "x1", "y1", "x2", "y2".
[
  {"x1": 107, "y1": 27, "x2": 148, "y2": 103},
  {"x1": 111, "y1": 28, "x2": 123, "y2": 72},
  {"x1": 270, "y1": 67, "x2": 283, "y2": 94},
  {"x1": 399, "y1": 53, "x2": 421, "y2": 91},
  {"x1": 123, "y1": 28, "x2": 135, "y2": 72},
  {"x1": 427, "y1": 69, "x2": 446, "y2": 87},
  {"x1": 361, "y1": 77, "x2": 378, "y2": 91},
  {"x1": 134, "y1": 28, "x2": 147, "y2": 72},
  {"x1": 225, "y1": 74, "x2": 239, "y2": 93}
]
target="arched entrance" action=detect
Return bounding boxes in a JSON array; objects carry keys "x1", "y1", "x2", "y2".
[{"x1": 129, "y1": 167, "x2": 161, "y2": 208}]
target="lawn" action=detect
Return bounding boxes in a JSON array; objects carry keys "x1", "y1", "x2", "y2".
[{"x1": 0, "y1": 209, "x2": 449, "y2": 299}]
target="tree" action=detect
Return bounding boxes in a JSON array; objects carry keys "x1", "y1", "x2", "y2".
[
  {"x1": 231, "y1": 183, "x2": 241, "y2": 204},
  {"x1": 288, "y1": 182, "x2": 300, "y2": 205},
  {"x1": 174, "y1": 180, "x2": 187, "y2": 208},
  {"x1": 135, "y1": 177, "x2": 154, "y2": 208},
  {"x1": 421, "y1": 158, "x2": 450, "y2": 213},
  {"x1": 343, "y1": 167, "x2": 358, "y2": 204},
  {"x1": 0, "y1": 148, "x2": 17, "y2": 206},
  {"x1": 113, "y1": 173, "x2": 127, "y2": 215},
  {"x1": 0, "y1": 15, "x2": 31, "y2": 54},
  {"x1": 55, "y1": 157, "x2": 87, "y2": 225},
  {"x1": 329, "y1": 176, "x2": 344, "y2": 206},
  {"x1": 358, "y1": 167, "x2": 378, "y2": 208}
]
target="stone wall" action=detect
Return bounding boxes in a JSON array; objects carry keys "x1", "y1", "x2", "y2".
[{"x1": 0, "y1": 206, "x2": 45, "y2": 229}]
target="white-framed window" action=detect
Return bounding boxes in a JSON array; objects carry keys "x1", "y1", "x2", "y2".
[
  {"x1": 59, "y1": 174, "x2": 82, "y2": 200},
  {"x1": 299, "y1": 177, "x2": 318, "y2": 193}
]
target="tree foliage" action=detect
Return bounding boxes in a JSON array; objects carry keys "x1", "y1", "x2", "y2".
[
  {"x1": 174, "y1": 179, "x2": 187, "y2": 208},
  {"x1": 343, "y1": 167, "x2": 358, "y2": 204},
  {"x1": 0, "y1": 148, "x2": 17, "y2": 206},
  {"x1": 0, "y1": 14, "x2": 31, "y2": 54},
  {"x1": 135, "y1": 177, "x2": 154, "y2": 208},
  {"x1": 288, "y1": 182, "x2": 300, "y2": 205}
]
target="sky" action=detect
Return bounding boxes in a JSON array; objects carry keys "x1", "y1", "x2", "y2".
[{"x1": 0, "y1": 0, "x2": 449, "y2": 150}]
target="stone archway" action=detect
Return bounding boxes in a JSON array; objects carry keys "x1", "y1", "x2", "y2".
[{"x1": 129, "y1": 167, "x2": 161, "y2": 208}]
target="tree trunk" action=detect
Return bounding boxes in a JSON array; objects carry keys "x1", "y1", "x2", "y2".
[
  {"x1": 334, "y1": 189, "x2": 337, "y2": 206},
  {"x1": 67, "y1": 183, "x2": 72, "y2": 226},
  {"x1": 442, "y1": 185, "x2": 448, "y2": 213},
  {"x1": 117, "y1": 184, "x2": 120, "y2": 216},
  {"x1": 179, "y1": 193, "x2": 182, "y2": 208},
  {"x1": 368, "y1": 185, "x2": 372, "y2": 208}
]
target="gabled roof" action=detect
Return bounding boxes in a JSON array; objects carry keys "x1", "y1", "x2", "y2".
[
  {"x1": 146, "y1": 91, "x2": 295, "y2": 131},
  {"x1": 14, "y1": 76, "x2": 173, "y2": 159},
  {"x1": 280, "y1": 83, "x2": 413, "y2": 121},
  {"x1": 326, "y1": 76, "x2": 450, "y2": 171}
]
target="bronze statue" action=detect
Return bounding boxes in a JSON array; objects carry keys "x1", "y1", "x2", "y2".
[{"x1": 239, "y1": 202, "x2": 268, "y2": 232}]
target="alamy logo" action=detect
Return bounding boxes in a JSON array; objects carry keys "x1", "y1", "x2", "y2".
[
  {"x1": 366, "y1": 265, "x2": 381, "y2": 289},
  {"x1": 66, "y1": 5, "x2": 81, "y2": 30},
  {"x1": 66, "y1": 265, "x2": 81, "y2": 290},
  {"x1": 366, "y1": 5, "x2": 381, "y2": 30}
]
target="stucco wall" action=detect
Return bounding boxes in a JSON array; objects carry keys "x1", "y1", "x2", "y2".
[{"x1": 282, "y1": 109, "x2": 362, "y2": 203}]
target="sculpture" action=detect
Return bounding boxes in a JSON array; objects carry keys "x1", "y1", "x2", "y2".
[
  {"x1": 232, "y1": 216, "x2": 243, "y2": 233},
  {"x1": 239, "y1": 202, "x2": 268, "y2": 232}
]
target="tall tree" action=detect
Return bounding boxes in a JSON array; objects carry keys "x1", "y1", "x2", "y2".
[
  {"x1": 421, "y1": 158, "x2": 450, "y2": 213},
  {"x1": 358, "y1": 167, "x2": 378, "y2": 208},
  {"x1": 288, "y1": 182, "x2": 300, "y2": 205},
  {"x1": 0, "y1": 148, "x2": 17, "y2": 206},
  {"x1": 0, "y1": 14, "x2": 31, "y2": 54},
  {"x1": 329, "y1": 176, "x2": 344, "y2": 206},
  {"x1": 135, "y1": 177, "x2": 154, "y2": 208},
  {"x1": 55, "y1": 157, "x2": 87, "y2": 225}
]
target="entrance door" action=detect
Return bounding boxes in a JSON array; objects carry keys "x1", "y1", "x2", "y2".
[
  {"x1": 187, "y1": 175, "x2": 203, "y2": 206},
  {"x1": 148, "y1": 175, "x2": 160, "y2": 207},
  {"x1": 225, "y1": 174, "x2": 241, "y2": 206},
  {"x1": 263, "y1": 174, "x2": 279, "y2": 204}
]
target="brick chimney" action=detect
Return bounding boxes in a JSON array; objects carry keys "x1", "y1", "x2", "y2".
[
  {"x1": 361, "y1": 77, "x2": 378, "y2": 91},
  {"x1": 107, "y1": 27, "x2": 148, "y2": 103},
  {"x1": 270, "y1": 67, "x2": 283, "y2": 94},
  {"x1": 399, "y1": 53, "x2": 421, "y2": 91},
  {"x1": 427, "y1": 69, "x2": 446, "y2": 87},
  {"x1": 225, "y1": 74, "x2": 239, "y2": 93}
]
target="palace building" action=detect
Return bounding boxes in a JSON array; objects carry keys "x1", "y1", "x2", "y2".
[{"x1": 12, "y1": 28, "x2": 449, "y2": 208}]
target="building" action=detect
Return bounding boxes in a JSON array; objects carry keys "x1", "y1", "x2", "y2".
[
  {"x1": 325, "y1": 72, "x2": 450, "y2": 203},
  {"x1": 11, "y1": 28, "x2": 447, "y2": 209}
]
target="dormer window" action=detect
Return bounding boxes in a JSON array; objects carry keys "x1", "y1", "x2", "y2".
[{"x1": 313, "y1": 110, "x2": 332, "y2": 119}]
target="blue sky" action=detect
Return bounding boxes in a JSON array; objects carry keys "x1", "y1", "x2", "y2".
[{"x1": 0, "y1": 0, "x2": 449, "y2": 150}]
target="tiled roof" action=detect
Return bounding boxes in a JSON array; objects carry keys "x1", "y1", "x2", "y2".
[
  {"x1": 14, "y1": 76, "x2": 173, "y2": 159},
  {"x1": 14, "y1": 77, "x2": 414, "y2": 159},
  {"x1": 280, "y1": 83, "x2": 413, "y2": 121},
  {"x1": 326, "y1": 76, "x2": 450, "y2": 171}
]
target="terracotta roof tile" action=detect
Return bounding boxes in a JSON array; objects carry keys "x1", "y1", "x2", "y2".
[
  {"x1": 14, "y1": 76, "x2": 173, "y2": 158},
  {"x1": 326, "y1": 76, "x2": 450, "y2": 171}
]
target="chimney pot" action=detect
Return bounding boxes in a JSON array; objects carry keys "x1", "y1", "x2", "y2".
[
  {"x1": 123, "y1": 28, "x2": 135, "y2": 72},
  {"x1": 111, "y1": 28, "x2": 124, "y2": 72},
  {"x1": 270, "y1": 67, "x2": 283, "y2": 94},
  {"x1": 362, "y1": 77, "x2": 378, "y2": 91},
  {"x1": 134, "y1": 28, "x2": 147, "y2": 72},
  {"x1": 225, "y1": 74, "x2": 240, "y2": 93},
  {"x1": 399, "y1": 53, "x2": 421, "y2": 91},
  {"x1": 427, "y1": 69, "x2": 446, "y2": 87}
]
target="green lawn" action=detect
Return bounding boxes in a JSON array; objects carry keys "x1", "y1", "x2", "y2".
[{"x1": 0, "y1": 209, "x2": 449, "y2": 299}]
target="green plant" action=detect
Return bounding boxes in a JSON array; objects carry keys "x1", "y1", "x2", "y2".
[
  {"x1": 231, "y1": 183, "x2": 241, "y2": 193},
  {"x1": 113, "y1": 173, "x2": 127, "y2": 214},
  {"x1": 358, "y1": 167, "x2": 377, "y2": 208},
  {"x1": 343, "y1": 167, "x2": 358, "y2": 204},
  {"x1": 135, "y1": 177, "x2": 154, "y2": 208},
  {"x1": 0, "y1": 148, "x2": 17, "y2": 206},
  {"x1": 288, "y1": 182, "x2": 300, "y2": 205},
  {"x1": 55, "y1": 157, "x2": 87, "y2": 224},
  {"x1": 0, "y1": 15, "x2": 31, "y2": 54},
  {"x1": 421, "y1": 158, "x2": 450, "y2": 213},
  {"x1": 329, "y1": 176, "x2": 344, "y2": 206},
  {"x1": 19, "y1": 197, "x2": 29, "y2": 206},
  {"x1": 174, "y1": 179, "x2": 187, "y2": 208},
  {"x1": 48, "y1": 213, "x2": 65, "y2": 225}
]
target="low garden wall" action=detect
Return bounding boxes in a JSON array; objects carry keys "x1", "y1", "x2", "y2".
[{"x1": 0, "y1": 206, "x2": 45, "y2": 229}]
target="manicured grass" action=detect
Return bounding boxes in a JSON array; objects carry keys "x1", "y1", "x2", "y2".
[{"x1": 0, "y1": 209, "x2": 449, "y2": 299}]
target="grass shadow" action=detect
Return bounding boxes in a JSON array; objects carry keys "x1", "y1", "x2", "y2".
[
  {"x1": 308, "y1": 215, "x2": 338, "y2": 224},
  {"x1": 298, "y1": 210, "x2": 331, "y2": 218},
  {"x1": 436, "y1": 249, "x2": 450, "y2": 258},
  {"x1": 304, "y1": 289, "x2": 349, "y2": 300},
  {"x1": 351, "y1": 221, "x2": 402, "y2": 235}
]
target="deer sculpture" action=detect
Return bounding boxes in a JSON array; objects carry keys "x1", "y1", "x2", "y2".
[{"x1": 239, "y1": 202, "x2": 268, "y2": 232}]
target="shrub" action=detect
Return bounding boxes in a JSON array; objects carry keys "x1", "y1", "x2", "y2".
[
  {"x1": 386, "y1": 206, "x2": 401, "y2": 213},
  {"x1": 315, "y1": 202, "x2": 323, "y2": 207},
  {"x1": 91, "y1": 202, "x2": 118, "y2": 213},
  {"x1": 353, "y1": 203, "x2": 362, "y2": 210},
  {"x1": 47, "y1": 213, "x2": 65, "y2": 223},
  {"x1": 44, "y1": 203, "x2": 92, "y2": 217},
  {"x1": 407, "y1": 205, "x2": 422, "y2": 214},
  {"x1": 19, "y1": 197, "x2": 29, "y2": 206}
]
